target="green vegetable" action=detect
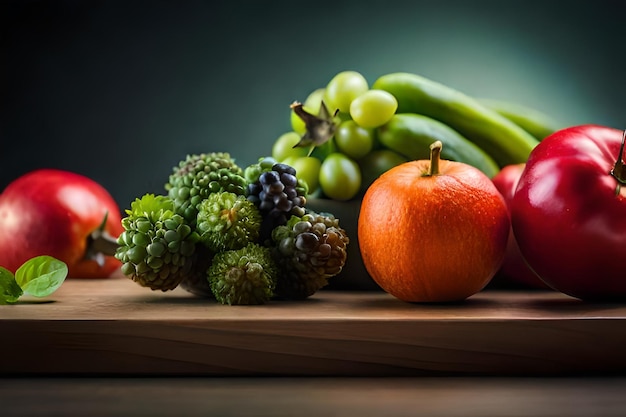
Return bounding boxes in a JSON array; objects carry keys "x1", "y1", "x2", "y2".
[
  {"x1": 1, "y1": 256, "x2": 68, "y2": 304},
  {"x1": 116, "y1": 147, "x2": 351, "y2": 303},
  {"x1": 196, "y1": 191, "x2": 262, "y2": 252},
  {"x1": 478, "y1": 98, "x2": 562, "y2": 141},
  {"x1": 115, "y1": 194, "x2": 199, "y2": 291},
  {"x1": 165, "y1": 152, "x2": 247, "y2": 226},
  {"x1": 377, "y1": 113, "x2": 500, "y2": 178},
  {"x1": 372, "y1": 72, "x2": 540, "y2": 167},
  {"x1": 207, "y1": 243, "x2": 277, "y2": 305}
]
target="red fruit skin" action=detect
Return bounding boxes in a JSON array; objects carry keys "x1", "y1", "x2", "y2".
[
  {"x1": 491, "y1": 163, "x2": 550, "y2": 289},
  {"x1": 511, "y1": 125, "x2": 626, "y2": 301},
  {"x1": 0, "y1": 169, "x2": 124, "y2": 278}
]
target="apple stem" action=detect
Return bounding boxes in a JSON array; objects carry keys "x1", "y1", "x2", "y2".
[
  {"x1": 427, "y1": 140, "x2": 443, "y2": 176},
  {"x1": 610, "y1": 130, "x2": 626, "y2": 195},
  {"x1": 84, "y1": 212, "x2": 119, "y2": 265}
]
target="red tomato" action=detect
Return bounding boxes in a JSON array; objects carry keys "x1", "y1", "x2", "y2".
[
  {"x1": 0, "y1": 169, "x2": 123, "y2": 278},
  {"x1": 491, "y1": 163, "x2": 550, "y2": 289},
  {"x1": 511, "y1": 125, "x2": 626, "y2": 300}
]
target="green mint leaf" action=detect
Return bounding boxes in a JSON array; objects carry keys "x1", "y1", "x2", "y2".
[
  {"x1": 15, "y1": 256, "x2": 68, "y2": 298},
  {"x1": 0, "y1": 266, "x2": 23, "y2": 304}
]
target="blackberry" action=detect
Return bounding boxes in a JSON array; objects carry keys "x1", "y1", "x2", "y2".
[
  {"x1": 165, "y1": 152, "x2": 248, "y2": 226},
  {"x1": 246, "y1": 158, "x2": 308, "y2": 242},
  {"x1": 270, "y1": 211, "x2": 349, "y2": 299}
]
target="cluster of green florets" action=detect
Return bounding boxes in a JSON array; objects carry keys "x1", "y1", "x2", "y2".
[
  {"x1": 115, "y1": 152, "x2": 350, "y2": 305},
  {"x1": 165, "y1": 152, "x2": 248, "y2": 226},
  {"x1": 115, "y1": 194, "x2": 199, "y2": 291}
]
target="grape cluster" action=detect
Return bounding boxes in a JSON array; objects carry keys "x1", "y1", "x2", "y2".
[
  {"x1": 273, "y1": 70, "x2": 404, "y2": 201},
  {"x1": 247, "y1": 161, "x2": 308, "y2": 241}
]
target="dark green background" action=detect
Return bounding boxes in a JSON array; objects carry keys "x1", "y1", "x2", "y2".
[{"x1": 2, "y1": 0, "x2": 625, "y2": 208}]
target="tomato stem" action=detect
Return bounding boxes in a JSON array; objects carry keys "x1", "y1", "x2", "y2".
[
  {"x1": 610, "y1": 130, "x2": 626, "y2": 195},
  {"x1": 427, "y1": 140, "x2": 442, "y2": 176},
  {"x1": 84, "y1": 212, "x2": 119, "y2": 265}
]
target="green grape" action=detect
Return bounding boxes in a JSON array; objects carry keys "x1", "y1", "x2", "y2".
[
  {"x1": 349, "y1": 89, "x2": 398, "y2": 128},
  {"x1": 304, "y1": 88, "x2": 326, "y2": 108},
  {"x1": 272, "y1": 131, "x2": 309, "y2": 162},
  {"x1": 291, "y1": 156, "x2": 322, "y2": 195},
  {"x1": 324, "y1": 71, "x2": 369, "y2": 114},
  {"x1": 281, "y1": 155, "x2": 299, "y2": 167},
  {"x1": 290, "y1": 88, "x2": 327, "y2": 134},
  {"x1": 319, "y1": 153, "x2": 361, "y2": 201},
  {"x1": 334, "y1": 120, "x2": 375, "y2": 160},
  {"x1": 309, "y1": 137, "x2": 338, "y2": 161},
  {"x1": 336, "y1": 111, "x2": 353, "y2": 123},
  {"x1": 358, "y1": 149, "x2": 408, "y2": 193}
]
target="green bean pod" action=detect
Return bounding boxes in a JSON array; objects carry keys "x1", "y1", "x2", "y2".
[
  {"x1": 372, "y1": 72, "x2": 540, "y2": 167},
  {"x1": 377, "y1": 113, "x2": 500, "y2": 178},
  {"x1": 478, "y1": 98, "x2": 562, "y2": 141}
]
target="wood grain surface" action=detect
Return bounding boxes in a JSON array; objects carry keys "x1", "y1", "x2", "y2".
[
  {"x1": 3, "y1": 377, "x2": 626, "y2": 417},
  {"x1": 2, "y1": 275, "x2": 625, "y2": 377}
]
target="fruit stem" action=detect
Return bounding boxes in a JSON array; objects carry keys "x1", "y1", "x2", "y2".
[
  {"x1": 84, "y1": 212, "x2": 119, "y2": 265},
  {"x1": 610, "y1": 130, "x2": 626, "y2": 195},
  {"x1": 427, "y1": 140, "x2": 443, "y2": 176}
]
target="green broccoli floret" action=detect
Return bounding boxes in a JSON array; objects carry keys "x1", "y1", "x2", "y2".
[
  {"x1": 116, "y1": 194, "x2": 200, "y2": 291},
  {"x1": 207, "y1": 243, "x2": 277, "y2": 305},
  {"x1": 196, "y1": 191, "x2": 262, "y2": 252},
  {"x1": 165, "y1": 152, "x2": 248, "y2": 226}
]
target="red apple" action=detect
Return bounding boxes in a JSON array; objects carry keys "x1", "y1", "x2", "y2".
[{"x1": 0, "y1": 169, "x2": 123, "y2": 278}]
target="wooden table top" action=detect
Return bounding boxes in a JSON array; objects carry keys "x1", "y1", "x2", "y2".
[{"x1": 2, "y1": 275, "x2": 625, "y2": 377}]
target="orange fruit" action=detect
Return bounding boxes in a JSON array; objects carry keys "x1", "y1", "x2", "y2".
[{"x1": 357, "y1": 141, "x2": 510, "y2": 302}]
